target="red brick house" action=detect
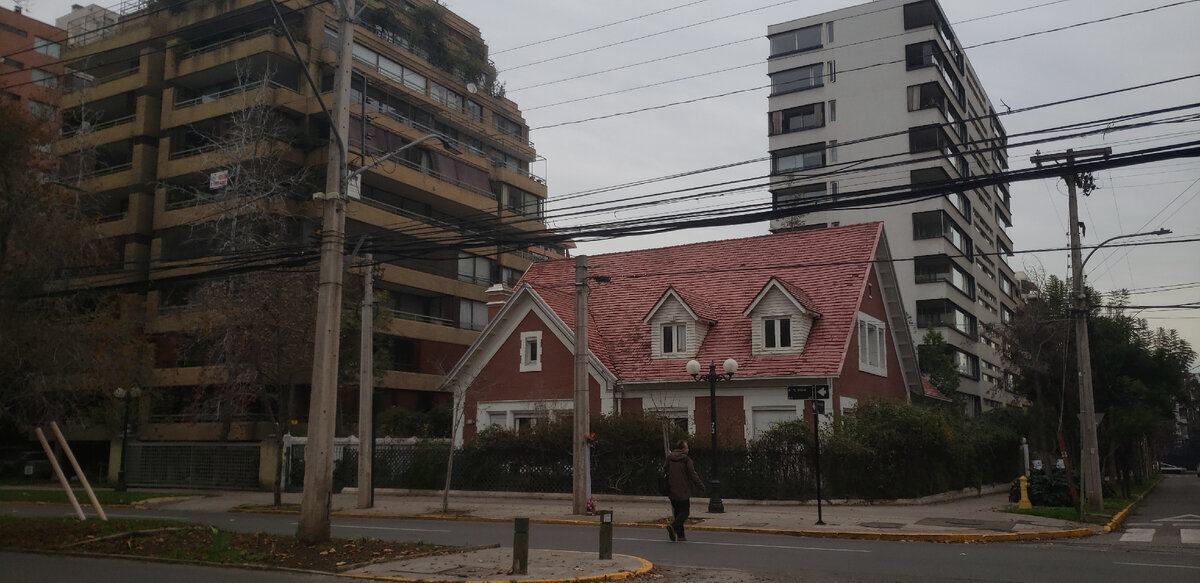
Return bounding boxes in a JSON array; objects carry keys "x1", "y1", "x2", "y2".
[{"x1": 443, "y1": 223, "x2": 929, "y2": 447}]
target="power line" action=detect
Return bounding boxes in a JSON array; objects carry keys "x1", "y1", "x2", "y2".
[{"x1": 491, "y1": 0, "x2": 715, "y2": 55}]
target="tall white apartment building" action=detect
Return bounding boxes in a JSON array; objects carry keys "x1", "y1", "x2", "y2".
[{"x1": 767, "y1": 0, "x2": 1018, "y2": 413}]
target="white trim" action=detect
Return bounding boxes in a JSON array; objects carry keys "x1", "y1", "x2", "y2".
[
  {"x1": 742, "y1": 277, "x2": 814, "y2": 317},
  {"x1": 643, "y1": 287, "x2": 706, "y2": 324},
  {"x1": 519, "y1": 330, "x2": 542, "y2": 372},
  {"x1": 476, "y1": 399, "x2": 573, "y2": 431}
]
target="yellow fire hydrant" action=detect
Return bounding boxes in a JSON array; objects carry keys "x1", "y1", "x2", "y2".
[{"x1": 1018, "y1": 475, "x2": 1033, "y2": 509}]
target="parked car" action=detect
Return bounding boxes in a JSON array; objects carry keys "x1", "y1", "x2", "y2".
[
  {"x1": 1157, "y1": 462, "x2": 1184, "y2": 474},
  {"x1": 19, "y1": 451, "x2": 52, "y2": 480}
]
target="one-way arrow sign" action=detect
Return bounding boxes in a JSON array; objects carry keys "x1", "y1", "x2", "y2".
[{"x1": 787, "y1": 385, "x2": 830, "y2": 400}]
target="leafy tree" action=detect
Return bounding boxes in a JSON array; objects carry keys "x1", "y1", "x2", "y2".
[{"x1": 917, "y1": 330, "x2": 961, "y2": 395}]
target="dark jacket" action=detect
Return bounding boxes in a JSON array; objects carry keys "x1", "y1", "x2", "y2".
[{"x1": 662, "y1": 450, "x2": 704, "y2": 501}]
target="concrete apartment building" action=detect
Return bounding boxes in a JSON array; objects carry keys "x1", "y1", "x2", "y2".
[
  {"x1": 53, "y1": 0, "x2": 559, "y2": 483},
  {"x1": 766, "y1": 0, "x2": 1018, "y2": 413},
  {"x1": 1, "y1": 5, "x2": 66, "y2": 118}
]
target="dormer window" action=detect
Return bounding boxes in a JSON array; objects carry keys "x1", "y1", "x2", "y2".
[
  {"x1": 662, "y1": 323, "x2": 687, "y2": 354},
  {"x1": 764, "y1": 318, "x2": 792, "y2": 348}
]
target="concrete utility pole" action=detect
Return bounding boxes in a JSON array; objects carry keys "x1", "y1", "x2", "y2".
[
  {"x1": 1030, "y1": 147, "x2": 1110, "y2": 514},
  {"x1": 573, "y1": 255, "x2": 590, "y2": 515},
  {"x1": 357, "y1": 253, "x2": 374, "y2": 509},
  {"x1": 298, "y1": 0, "x2": 355, "y2": 544}
]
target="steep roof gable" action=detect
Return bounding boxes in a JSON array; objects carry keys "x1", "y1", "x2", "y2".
[
  {"x1": 742, "y1": 276, "x2": 823, "y2": 318},
  {"x1": 518, "y1": 223, "x2": 887, "y2": 381},
  {"x1": 642, "y1": 286, "x2": 716, "y2": 324}
]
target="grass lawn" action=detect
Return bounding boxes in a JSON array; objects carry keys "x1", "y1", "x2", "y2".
[
  {"x1": 0, "y1": 488, "x2": 208, "y2": 505},
  {"x1": 0, "y1": 515, "x2": 462, "y2": 572},
  {"x1": 1002, "y1": 475, "x2": 1161, "y2": 523}
]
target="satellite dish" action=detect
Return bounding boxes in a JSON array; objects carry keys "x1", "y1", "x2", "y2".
[{"x1": 466, "y1": 82, "x2": 478, "y2": 94}]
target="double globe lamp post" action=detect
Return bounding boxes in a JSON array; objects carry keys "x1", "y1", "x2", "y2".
[
  {"x1": 113, "y1": 386, "x2": 141, "y2": 492},
  {"x1": 686, "y1": 358, "x2": 738, "y2": 513}
]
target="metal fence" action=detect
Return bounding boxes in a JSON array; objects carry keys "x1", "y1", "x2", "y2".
[{"x1": 126, "y1": 441, "x2": 261, "y2": 490}]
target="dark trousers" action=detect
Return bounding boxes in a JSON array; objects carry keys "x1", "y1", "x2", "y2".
[{"x1": 669, "y1": 498, "x2": 690, "y2": 538}]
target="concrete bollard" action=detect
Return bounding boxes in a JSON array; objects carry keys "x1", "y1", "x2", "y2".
[
  {"x1": 1018, "y1": 475, "x2": 1033, "y2": 509},
  {"x1": 599, "y1": 510, "x2": 613, "y2": 560},
  {"x1": 512, "y1": 517, "x2": 529, "y2": 575}
]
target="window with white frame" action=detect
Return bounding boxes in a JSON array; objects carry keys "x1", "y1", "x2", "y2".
[
  {"x1": 840, "y1": 396, "x2": 858, "y2": 414},
  {"x1": 650, "y1": 408, "x2": 689, "y2": 432},
  {"x1": 520, "y1": 331, "x2": 542, "y2": 372},
  {"x1": 857, "y1": 313, "x2": 887, "y2": 376},
  {"x1": 662, "y1": 323, "x2": 687, "y2": 355},
  {"x1": 764, "y1": 317, "x2": 792, "y2": 349},
  {"x1": 487, "y1": 411, "x2": 507, "y2": 427}
]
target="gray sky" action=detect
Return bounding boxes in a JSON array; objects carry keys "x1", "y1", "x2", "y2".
[{"x1": 26, "y1": 0, "x2": 1200, "y2": 364}]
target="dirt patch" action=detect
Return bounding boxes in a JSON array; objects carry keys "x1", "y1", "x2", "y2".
[
  {"x1": 0, "y1": 516, "x2": 460, "y2": 572},
  {"x1": 630, "y1": 566, "x2": 780, "y2": 582}
]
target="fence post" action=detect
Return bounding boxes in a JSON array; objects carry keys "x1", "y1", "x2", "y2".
[
  {"x1": 599, "y1": 510, "x2": 613, "y2": 560},
  {"x1": 512, "y1": 517, "x2": 529, "y2": 574}
]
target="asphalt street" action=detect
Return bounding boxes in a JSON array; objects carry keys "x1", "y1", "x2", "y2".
[{"x1": 5, "y1": 476, "x2": 1200, "y2": 582}]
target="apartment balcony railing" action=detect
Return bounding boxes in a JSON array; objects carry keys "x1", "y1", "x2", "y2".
[
  {"x1": 174, "y1": 79, "x2": 288, "y2": 109},
  {"x1": 79, "y1": 162, "x2": 133, "y2": 180},
  {"x1": 96, "y1": 210, "x2": 128, "y2": 223},
  {"x1": 61, "y1": 113, "x2": 136, "y2": 137},
  {"x1": 167, "y1": 143, "x2": 221, "y2": 161},
  {"x1": 391, "y1": 309, "x2": 455, "y2": 327},
  {"x1": 67, "y1": 65, "x2": 140, "y2": 93},
  {"x1": 491, "y1": 159, "x2": 546, "y2": 185},
  {"x1": 182, "y1": 28, "x2": 273, "y2": 59},
  {"x1": 509, "y1": 249, "x2": 549, "y2": 263},
  {"x1": 357, "y1": 196, "x2": 484, "y2": 239}
]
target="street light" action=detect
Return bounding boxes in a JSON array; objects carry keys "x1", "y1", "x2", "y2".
[
  {"x1": 686, "y1": 358, "x2": 738, "y2": 513},
  {"x1": 1082, "y1": 229, "x2": 1171, "y2": 269},
  {"x1": 113, "y1": 386, "x2": 141, "y2": 492}
]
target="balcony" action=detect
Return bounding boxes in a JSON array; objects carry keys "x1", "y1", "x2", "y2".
[
  {"x1": 62, "y1": 64, "x2": 146, "y2": 108},
  {"x1": 170, "y1": 29, "x2": 290, "y2": 79}
]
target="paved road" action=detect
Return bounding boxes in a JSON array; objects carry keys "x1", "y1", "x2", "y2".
[
  {"x1": 6, "y1": 477, "x2": 1200, "y2": 582},
  {"x1": 0, "y1": 552, "x2": 343, "y2": 583}
]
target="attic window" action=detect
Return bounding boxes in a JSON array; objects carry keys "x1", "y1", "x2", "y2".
[
  {"x1": 519, "y1": 331, "x2": 542, "y2": 372},
  {"x1": 662, "y1": 323, "x2": 687, "y2": 355},
  {"x1": 764, "y1": 318, "x2": 792, "y2": 348}
]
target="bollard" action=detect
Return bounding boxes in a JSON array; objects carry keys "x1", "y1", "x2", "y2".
[
  {"x1": 1018, "y1": 475, "x2": 1033, "y2": 509},
  {"x1": 599, "y1": 510, "x2": 613, "y2": 560},
  {"x1": 512, "y1": 517, "x2": 529, "y2": 575}
]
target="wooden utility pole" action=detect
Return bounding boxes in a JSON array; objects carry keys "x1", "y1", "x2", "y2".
[
  {"x1": 1030, "y1": 147, "x2": 1110, "y2": 514},
  {"x1": 572, "y1": 256, "x2": 590, "y2": 514},
  {"x1": 357, "y1": 253, "x2": 375, "y2": 509},
  {"x1": 298, "y1": 0, "x2": 354, "y2": 544}
]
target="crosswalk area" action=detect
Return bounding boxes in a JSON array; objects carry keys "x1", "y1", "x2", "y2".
[{"x1": 1119, "y1": 524, "x2": 1200, "y2": 545}]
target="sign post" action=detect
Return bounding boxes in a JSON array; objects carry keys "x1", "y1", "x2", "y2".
[{"x1": 788, "y1": 384, "x2": 829, "y2": 525}]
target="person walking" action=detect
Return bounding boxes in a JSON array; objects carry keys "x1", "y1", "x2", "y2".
[{"x1": 662, "y1": 440, "x2": 704, "y2": 541}]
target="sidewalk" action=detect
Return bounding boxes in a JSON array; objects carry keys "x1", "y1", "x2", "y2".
[{"x1": 147, "y1": 486, "x2": 1099, "y2": 582}]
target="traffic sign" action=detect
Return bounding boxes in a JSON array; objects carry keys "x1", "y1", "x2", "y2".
[
  {"x1": 813, "y1": 399, "x2": 826, "y2": 414},
  {"x1": 787, "y1": 385, "x2": 830, "y2": 400}
]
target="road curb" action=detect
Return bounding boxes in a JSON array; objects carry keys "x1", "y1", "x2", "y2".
[
  {"x1": 336, "y1": 551, "x2": 654, "y2": 583},
  {"x1": 1103, "y1": 475, "x2": 1164, "y2": 532}
]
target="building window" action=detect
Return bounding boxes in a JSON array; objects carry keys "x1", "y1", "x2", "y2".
[
  {"x1": 430, "y1": 81, "x2": 464, "y2": 111},
  {"x1": 769, "y1": 62, "x2": 823, "y2": 95},
  {"x1": 751, "y1": 407, "x2": 797, "y2": 439},
  {"x1": 947, "y1": 191, "x2": 971, "y2": 222},
  {"x1": 826, "y1": 21, "x2": 835, "y2": 44},
  {"x1": 907, "y1": 82, "x2": 946, "y2": 113},
  {"x1": 916, "y1": 298, "x2": 977, "y2": 338},
  {"x1": 493, "y1": 114, "x2": 524, "y2": 139},
  {"x1": 662, "y1": 323, "x2": 687, "y2": 355},
  {"x1": 457, "y1": 252, "x2": 494, "y2": 286},
  {"x1": 768, "y1": 24, "x2": 822, "y2": 57},
  {"x1": 1001, "y1": 305, "x2": 1014, "y2": 324},
  {"x1": 909, "y1": 124, "x2": 956, "y2": 157},
  {"x1": 520, "y1": 331, "x2": 542, "y2": 372},
  {"x1": 34, "y1": 37, "x2": 61, "y2": 58},
  {"x1": 769, "y1": 102, "x2": 825, "y2": 135},
  {"x1": 827, "y1": 59, "x2": 836, "y2": 82},
  {"x1": 903, "y1": 1, "x2": 940, "y2": 30},
  {"x1": 951, "y1": 348, "x2": 980, "y2": 380},
  {"x1": 0, "y1": 22, "x2": 26, "y2": 36},
  {"x1": 2, "y1": 57, "x2": 22, "y2": 69},
  {"x1": 828, "y1": 99, "x2": 836, "y2": 121},
  {"x1": 773, "y1": 183, "x2": 828, "y2": 211},
  {"x1": 914, "y1": 254, "x2": 975, "y2": 299},
  {"x1": 840, "y1": 396, "x2": 857, "y2": 415},
  {"x1": 651, "y1": 409, "x2": 689, "y2": 432},
  {"x1": 28, "y1": 100, "x2": 56, "y2": 119},
  {"x1": 857, "y1": 313, "x2": 887, "y2": 376},
  {"x1": 467, "y1": 100, "x2": 483, "y2": 122},
  {"x1": 999, "y1": 273, "x2": 1014, "y2": 298},
  {"x1": 764, "y1": 318, "x2": 792, "y2": 349},
  {"x1": 771, "y1": 142, "x2": 826, "y2": 174},
  {"x1": 912, "y1": 210, "x2": 973, "y2": 260},
  {"x1": 459, "y1": 299, "x2": 488, "y2": 331},
  {"x1": 31, "y1": 68, "x2": 57, "y2": 89}
]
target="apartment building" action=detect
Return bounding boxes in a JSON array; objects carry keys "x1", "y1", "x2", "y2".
[
  {"x1": 0, "y1": 6, "x2": 65, "y2": 118},
  {"x1": 55, "y1": 0, "x2": 555, "y2": 448},
  {"x1": 766, "y1": 0, "x2": 1018, "y2": 413}
]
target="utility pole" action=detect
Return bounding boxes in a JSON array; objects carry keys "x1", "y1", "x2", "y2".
[
  {"x1": 298, "y1": 0, "x2": 354, "y2": 544},
  {"x1": 357, "y1": 253, "x2": 374, "y2": 509},
  {"x1": 1030, "y1": 147, "x2": 1110, "y2": 514},
  {"x1": 572, "y1": 255, "x2": 590, "y2": 515}
]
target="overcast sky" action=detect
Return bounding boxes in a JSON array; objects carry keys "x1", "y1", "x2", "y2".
[{"x1": 25, "y1": 0, "x2": 1200, "y2": 365}]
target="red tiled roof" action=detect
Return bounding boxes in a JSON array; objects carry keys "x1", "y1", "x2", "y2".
[
  {"x1": 921, "y1": 377, "x2": 951, "y2": 401},
  {"x1": 771, "y1": 277, "x2": 823, "y2": 317},
  {"x1": 519, "y1": 223, "x2": 884, "y2": 381}
]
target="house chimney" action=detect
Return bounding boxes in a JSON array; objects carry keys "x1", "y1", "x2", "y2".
[{"x1": 485, "y1": 283, "x2": 513, "y2": 322}]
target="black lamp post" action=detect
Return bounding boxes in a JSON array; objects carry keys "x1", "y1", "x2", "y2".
[
  {"x1": 686, "y1": 358, "x2": 737, "y2": 513},
  {"x1": 113, "y1": 386, "x2": 141, "y2": 491}
]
